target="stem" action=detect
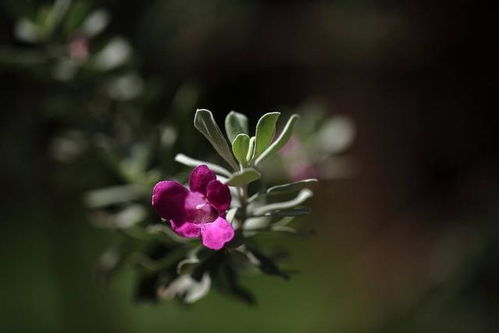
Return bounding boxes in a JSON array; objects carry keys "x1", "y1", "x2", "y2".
[
  {"x1": 238, "y1": 185, "x2": 248, "y2": 226},
  {"x1": 235, "y1": 162, "x2": 249, "y2": 226}
]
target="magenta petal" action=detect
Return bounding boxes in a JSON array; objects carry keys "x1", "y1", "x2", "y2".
[
  {"x1": 189, "y1": 165, "x2": 216, "y2": 195},
  {"x1": 200, "y1": 217, "x2": 235, "y2": 250},
  {"x1": 184, "y1": 192, "x2": 218, "y2": 223},
  {"x1": 206, "y1": 180, "x2": 231, "y2": 213},
  {"x1": 152, "y1": 181, "x2": 188, "y2": 220},
  {"x1": 170, "y1": 220, "x2": 201, "y2": 238}
]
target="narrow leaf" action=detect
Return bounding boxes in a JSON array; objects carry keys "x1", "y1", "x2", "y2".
[
  {"x1": 231, "y1": 134, "x2": 250, "y2": 165},
  {"x1": 176, "y1": 246, "x2": 202, "y2": 275},
  {"x1": 271, "y1": 225, "x2": 297, "y2": 233},
  {"x1": 226, "y1": 168, "x2": 261, "y2": 187},
  {"x1": 272, "y1": 216, "x2": 295, "y2": 226},
  {"x1": 225, "y1": 207, "x2": 238, "y2": 223},
  {"x1": 255, "y1": 114, "x2": 300, "y2": 165},
  {"x1": 160, "y1": 274, "x2": 211, "y2": 304},
  {"x1": 246, "y1": 136, "x2": 256, "y2": 162},
  {"x1": 267, "y1": 178, "x2": 318, "y2": 194},
  {"x1": 176, "y1": 258, "x2": 199, "y2": 275},
  {"x1": 264, "y1": 207, "x2": 311, "y2": 217},
  {"x1": 174, "y1": 153, "x2": 231, "y2": 177},
  {"x1": 84, "y1": 184, "x2": 145, "y2": 208},
  {"x1": 194, "y1": 109, "x2": 238, "y2": 170},
  {"x1": 253, "y1": 189, "x2": 313, "y2": 216},
  {"x1": 255, "y1": 112, "x2": 280, "y2": 155},
  {"x1": 225, "y1": 111, "x2": 248, "y2": 143}
]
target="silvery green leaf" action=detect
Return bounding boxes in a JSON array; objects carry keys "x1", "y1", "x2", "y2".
[
  {"x1": 246, "y1": 136, "x2": 256, "y2": 162},
  {"x1": 177, "y1": 246, "x2": 202, "y2": 275},
  {"x1": 244, "y1": 216, "x2": 271, "y2": 229},
  {"x1": 242, "y1": 217, "x2": 271, "y2": 237},
  {"x1": 264, "y1": 207, "x2": 311, "y2": 217},
  {"x1": 225, "y1": 111, "x2": 249, "y2": 143},
  {"x1": 225, "y1": 207, "x2": 238, "y2": 223},
  {"x1": 226, "y1": 168, "x2": 261, "y2": 187},
  {"x1": 176, "y1": 258, "x2": 199, "y2": 275},
  {"x1": 84, "y1": 184, "x2": 145, "y2": 208},
  {"x1": 194, "y1": 109, "x2": 239, "y2": 170},
  {"x1": 255, "y1": 112, "x2": 280, "y2": 155},
  {"x1": 253, "y1": 189, "x2": 313, "y2": 216},
  {"x1": 231, "y1": 134, "x2": 250, "y2": 165},
  {"x1": 255, "y1": 114, "x2": 300, "y2": 165},
  {"x1": 160, "y1": 126, "x2": 178, "y2": 149},
  {"x1": 113, "y1": 204, "x2": 146, "y2": 229},
  {"x1": 93, "y1": 37, "x2": 131, "y2": 71},
  {"x1": 271, "y1": 225, "x2": 297, "y2": 233},
  {"x1": 267, "y1": 178, "x2": 318, "y2": 194},
  {"x1": 228, "y1": 187, "x2": 240, "y2": 206},
  {"x1": 159, "y1": 273, "x2": 211, "y2": 304},
  {"x1": 80, "y1": 9, "x2": 109, "y2": 38},
  {"x1": 272, "y1": 216, "x2": 295, "y2": 226},
  {"x1": 174, "y1": 153, "x2": 231, "y2": 177},
  {"x1": 316, "y1": 115, "x2": 356, "y2": 154},
  {"x1": 15, "y1": 19, "x2": 42, "y2": 43}
]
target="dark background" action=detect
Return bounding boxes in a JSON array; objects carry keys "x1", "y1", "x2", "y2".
[{"x1": 1, "y1": 0, "x2": 498, "y2": 332}]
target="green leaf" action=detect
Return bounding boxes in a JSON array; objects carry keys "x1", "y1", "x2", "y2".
[
  {"x1": 271, "y1": 225, "x2": 297, "y2": 233},
  {"x1": 225, "y1": 207, "x2": 238, "y2": 224},
  {"x1": 267, "y1": 178, "x2": 318, "y2": 194},
  {"x1": 246, "y1": 136, "x2": 256, "y2": 162},
  {"x1": 264, "y1": 207, "x2": 311, "y2": 217},
  {"x1": 272, "y1": 216, "x2": 295, "y2": 226},
  {"x1": 255, "y1": 112, "x2": 280, "y2": 156},
  {"x1": 226, "y1": 168, "x2": 261, "y2": 187},
  {"x1": 176, "y1": 246, "x2": 202, "y2": 275},
  {"x1": 194, "y1": 109, "x2": 238, "y2": 170},
  {"x1": 176, "y1": 258, "x2": 199, "y2": 275},
  {"x1": 225, "y1": 111, "x2": 249, "y2": 143},
  {"x1": 255, "y1": 114, "x2": 300, "y2": 165},
  {"x1": 84, "y1": 184, "x2": 145, "y2": 208},
  {"x1": 162, "y1": 274, "x2": 211, "y2": 304},
  {"x1": 252, "y1": 189, "x2": 313, "y2": 216},
  {"x1": 174, "y1": 153, "x2": 231, "y2": 177},
  {"x1": 231, "y1": 134, "x2": 250, "y2": 165}
]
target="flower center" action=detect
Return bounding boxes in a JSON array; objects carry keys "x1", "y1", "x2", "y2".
[
  {"x1": 196, "y1": 203, "x2": 207, "y2": 210},
  {"x1": 185, "y1": 192, "x2": 218, "y2": 224}
]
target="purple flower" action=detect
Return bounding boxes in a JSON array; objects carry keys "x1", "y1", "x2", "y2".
[{"x1": 152, "y1": 165, "x2": 234, "y2": 250}]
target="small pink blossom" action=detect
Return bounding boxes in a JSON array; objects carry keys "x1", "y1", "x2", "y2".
[
  {"x1": 152, "y1": 165, "x2": 234, "y2": 250},
  {"x1": 280, "y1": 136, "x2": 319, "y2": 181},
  {"x1": 68, "y1": 36, "x2": 89, "y2": 62}
]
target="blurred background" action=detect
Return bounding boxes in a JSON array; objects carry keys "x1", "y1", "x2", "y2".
[{"x1": 1, "y1": 0, "x2": 498, "y2": 332}]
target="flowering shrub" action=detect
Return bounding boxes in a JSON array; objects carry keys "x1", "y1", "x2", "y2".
[
  {"x1": 4, "y1": 0, "x2": 323, "y2": 306},
  {"x1": 90, "y1": 109, "x2": 316, "y2": 304}
]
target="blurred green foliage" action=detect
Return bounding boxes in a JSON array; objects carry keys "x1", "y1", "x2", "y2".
[{"x1": 1, "y1": 0, "x2": 499, "y2": 333}]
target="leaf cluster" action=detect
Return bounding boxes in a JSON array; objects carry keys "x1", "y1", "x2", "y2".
[{"x1": 93, "y1": 109, "x2": 318, "y2": 305}]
